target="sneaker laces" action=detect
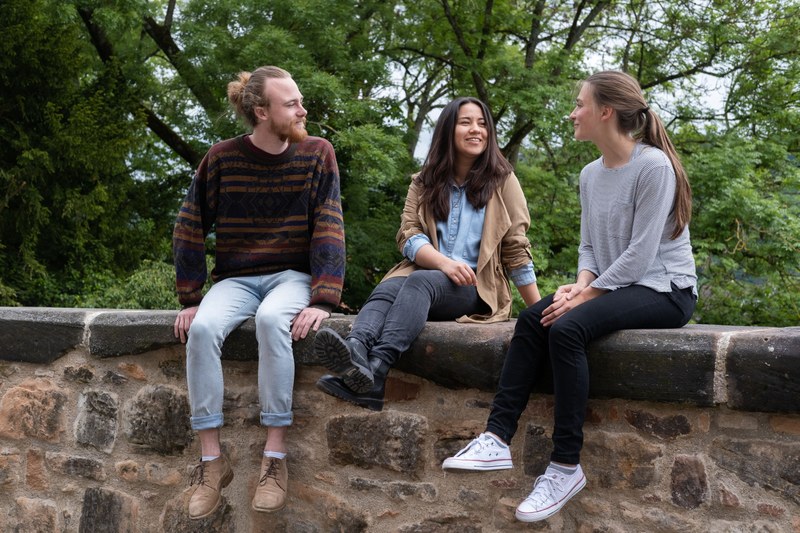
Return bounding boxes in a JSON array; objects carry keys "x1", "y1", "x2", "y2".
[
  {"x1": 456, "y1": 433, "x2": 494, "y2": 457},
  {"x1": 525, "y1": 473, "x2": 564, "y2": 507},
  {"x1": 258, "y1": 458, "x2": 285, "y2": 491}
]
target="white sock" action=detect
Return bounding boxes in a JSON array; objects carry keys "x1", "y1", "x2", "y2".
[
  {"x1": 547, "y1": 462, "x2": 577, "y2": 475},
  {"x1": 264, "y1": 450, "x2": 286, "y2": 460},
  {"x1": 201, "y1": 455, "x2": 220, "y2": 462}
]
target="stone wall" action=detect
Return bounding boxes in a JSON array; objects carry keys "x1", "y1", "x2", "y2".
[{"x1": 0, "y1": 307, "x2": 798, "y2": 533}]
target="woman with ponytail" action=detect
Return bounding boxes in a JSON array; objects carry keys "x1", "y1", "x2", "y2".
[{"x1": 443, "y1": 71, "x2": 697, "y2": 523}]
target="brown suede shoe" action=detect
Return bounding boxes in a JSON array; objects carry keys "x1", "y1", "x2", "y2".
[
  {"x1": 188, "y1": 455, "x2": 233, "y2": 519},
  {"x1": 252, "y1": 456, "x2": 288, "y2": 512}
]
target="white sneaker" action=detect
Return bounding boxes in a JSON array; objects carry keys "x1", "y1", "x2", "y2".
[
  {"x1": 515, "y1": 464, "x2": 586, "y2": 522},
  {"x1": 441, "y1": 433, "x2": 513, "y2": 471}
]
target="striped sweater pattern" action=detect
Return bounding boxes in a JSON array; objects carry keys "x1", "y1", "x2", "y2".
[{"x1": 173, "y1": 135, "x2": 346, "y2": 309}]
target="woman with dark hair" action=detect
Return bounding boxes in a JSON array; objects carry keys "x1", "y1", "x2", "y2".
[
  {"x1": 313, "y1": 97, "x2": 541, "y2": 411},
  {"x1": 442, "y1": 71, "x2": 697, "y2": 523}
]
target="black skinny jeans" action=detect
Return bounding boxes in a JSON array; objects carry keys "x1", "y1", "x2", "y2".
[{"x1": 486, "y1": 283, "x2": 696, "y2": 465}]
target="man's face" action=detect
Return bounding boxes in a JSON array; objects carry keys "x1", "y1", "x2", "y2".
[{"x1": 263, "y1": 77, "x2": 308, "y2": 143}]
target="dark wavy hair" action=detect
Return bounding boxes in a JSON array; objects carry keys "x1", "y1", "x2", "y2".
[{"x1": 416, "y1": 97, "x2": 513, "y2": 221}]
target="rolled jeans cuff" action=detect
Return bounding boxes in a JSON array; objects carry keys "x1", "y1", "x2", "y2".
[
  {"x1": 260, "y1": 410, "x2": 293, "y2": 427},
  {"x1": 191, "y1": 413, "x2": 224, "y2": 431}
]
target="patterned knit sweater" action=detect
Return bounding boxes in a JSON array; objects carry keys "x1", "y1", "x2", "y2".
[{"x1": 173, "y1": 135, "x2": 346, "y2": 309}]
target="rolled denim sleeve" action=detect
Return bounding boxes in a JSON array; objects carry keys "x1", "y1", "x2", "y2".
[
  {"x1": 509, "y1": 262, "x2": 536, "y2": 287},
  {"x1": 403, "y1": 233, "x2": 432, "y2": 262}
]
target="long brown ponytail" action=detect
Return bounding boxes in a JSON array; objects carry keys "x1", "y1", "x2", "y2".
[{"x1": 585, "y1": 71, "x2": 691, "y2": 239}]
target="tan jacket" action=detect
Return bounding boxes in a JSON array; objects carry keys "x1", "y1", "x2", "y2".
[{"x1": 383, "y1": 172, "x2": 533, "y2": 323}]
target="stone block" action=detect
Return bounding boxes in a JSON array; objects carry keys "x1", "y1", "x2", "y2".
[
  {"x1": 0, "y1": 307, "x2": 87, "y2": 363},
  {"x1": 45, "y1": 452, "x2": 106, "y2": 481},
  {"x1": 709, "y1": 437, "x2": 800, "y2": 506},
  {"x1": 727, "y1": 327, "x2": 800, "y2": 413},
  {"x1": 521, "y1": 423, "x2": 551, "y2": 476},
  {"x1": 326, "y1": 411, "x2": 427, "y2": 473},
  {"x1": 398, "y1": 514, "x2": 481, "y2": 533},
  {"x1": 395, "y1": 321, "x2": 514, "y2": 391},
  {"x1": 272, "y1": 481, "x2": 369, "y2": 532},
  {"x1": 0, "y1": 448, "x2": 22, "y2": 486},
  {"x1": 89, "y1": 310, "x2": 177, "y2": 357},
  {"x1": 582, "y1": 430, "x2": 663, "y2": 489},
  {"x1": 78, "y1": 487, "x2": 138, "y2": 533},
  {"x1": 123, "y1": 384, "x2": 192, "y2": 455},
  {"x1": 671, "y1": 455, "x2": 708, "y2": 509},
  {"x1": 0, "y1": 378, "x2": 66, "y2": 442},
  {"x1": 26, "y1": 448, "x2": 47, "y2": 490},
  {"x1": 586, "y1": 326, "x2": 716, "y2": 405},
  {"x1": 12, "y1": 497, "x2": 58, "y2": 533},
  {"x1": 74, "y1": 390, "x2": 118, "y2": 453},
  {"x1": 624, "y1": 409, "x2": 691, "y2": 440},
  {"x1": 349, "y1": 476, "x2": 438, "y2": 502}
]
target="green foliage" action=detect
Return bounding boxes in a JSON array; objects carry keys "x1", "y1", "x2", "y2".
[{"x1": 2, "y1": 0, "x2": 799, "y2": 327}]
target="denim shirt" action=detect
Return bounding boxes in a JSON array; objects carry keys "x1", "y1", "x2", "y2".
[{"x1": 403, "y1": 182, "x2": 536, "y2": 287}]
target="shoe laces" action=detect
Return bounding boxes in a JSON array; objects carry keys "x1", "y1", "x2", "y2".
[
  {"x1": 258, "y1": 458, "x2": 285, "y2": 491},
  {"x1": 189, "y1": 462, "x2": 207, "y2": 488},
  {"x1": 459, "y1": 434, "x2": 495, "y2": 456},
  {"x1": 526, "y1": 473, "x2": 564, "y2": 506}
]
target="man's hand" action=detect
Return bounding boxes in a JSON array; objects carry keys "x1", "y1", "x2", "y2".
[
  {"x1": 291, "y1": 306, "x2": 330, "y2": 341},
  {"x1": 174, "y1": 306, "x2": 199, "y2": 344}
]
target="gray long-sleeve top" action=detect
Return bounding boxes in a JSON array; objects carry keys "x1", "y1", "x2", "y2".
[{"x1": 578, "y1": 143, "x2": 697, "y2": 294}]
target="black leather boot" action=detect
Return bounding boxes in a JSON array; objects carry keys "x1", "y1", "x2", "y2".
[
  {"x1": 313, "y1": 327, "x2": 373, "y2": 393},
  {"x1": 316, "y1": 357, "x2": 390, "y2": 412}
]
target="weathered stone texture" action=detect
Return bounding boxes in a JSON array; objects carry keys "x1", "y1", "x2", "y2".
[
  {"x1": 12, "y1": 497, "x2": 58, "y2": 533},
  {"x1": 624, "y1": 409, "x2": 691, "y2": 440},
  {"x1": 88, "y1": 310, "x2": 177, "y2": 357},
  {"x1": 585, "y1": 326, "x2": 716, "y2": 405},
  {"x1": 327, "y1": 411, "x2": 427, "y2": 473},
  {"x1": 115, "y1": 460, "x2": 139, "y2": 482},
  {"x1": 124, "y1": 384, "x2": 192, "y2": 455},
  {"x1": 64, "y1": 365, "x2": 95, "y2": 383},
  {"x1": 671, "y1": 455, "x2": 708, "y2": 509},
  {"x1": 281, "y1": 482, "x2": 369, "y2": 532},
  {"x1": 26, "y1": 448, "x2": 47, "y2": 490},
  {"x1": 397, "y1": 514, "x2": 481, "y2": 533},
  {"x1": 75, "y1": 390, "x2": 118, "y2": 453},
  {"x1": 160, "y1": 492, "x2": 235, "y2": 532},
  {"x1": 0, "y1": 378, "x2": 66, "y2": 442},
  {"x1": 727, "y1": 327, "x2": 800, "y2": 412},
  {"x1": 78, "y1": 487, "x2": 138, "y2": 533},
  {"x1": 144, "y1": 461, "x2": 182, "y2": 485},
  {"x1": 45, "y1": 452, "x2": 106, "y2": 481},
  {"x1": 0, "y1": 448, "x2": 22, "y2": 486},
  {"x1": 582, "y1": 430, "x2": 663, "y2": 489},
  {"x1": 0, "y1": 307, "x2": 86, "y2": 363},
  {"x1": 349, "y1": 476, "x2": 438, "y2": 502},
  {"x1": 710, "y1": 438, "x2": 800, "y2": 506},
  {"x1": 522, "y1": 423, "x2": 551, "y2": 476}
]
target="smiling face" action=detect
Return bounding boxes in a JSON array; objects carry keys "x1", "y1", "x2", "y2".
[
  {"x1": 261, "y1": 77, "x2": 308, "y2": 143},
  {"x1": 453, "y1": 102, "x2": 488, "y2": 164},
  {"x1": 569, "y1": 82, "x2": 603, "y2": 142}
]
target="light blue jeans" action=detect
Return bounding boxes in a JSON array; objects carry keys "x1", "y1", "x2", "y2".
[{"x1": 185, "y1": 270, "x2": 311, "y2": 430}]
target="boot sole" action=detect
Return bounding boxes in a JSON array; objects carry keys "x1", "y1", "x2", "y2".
[
  {"x1": 252, "y1": 500, "x2": 286, "y2": 513},
  {"x1": 314, "y1": 329, "x2": 374, "y2": 393},
  {"x1": 316, "y1": 377, "x2": 384, "y2": 412},
  {"x1": 189, "y1": 468, "x2": 234, "y2": 520}
]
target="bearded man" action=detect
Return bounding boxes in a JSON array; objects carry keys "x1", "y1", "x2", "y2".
[{"x1": 172, "y1": 66, "x2": 345, "y2": 518}]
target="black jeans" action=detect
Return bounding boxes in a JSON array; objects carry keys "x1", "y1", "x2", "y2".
[
  {"x1": 349, "y1": 271, "x2": 486, "y2": 367},
  {"x1": 486, "y1": 283, "x2": 696, "y2": 465}
]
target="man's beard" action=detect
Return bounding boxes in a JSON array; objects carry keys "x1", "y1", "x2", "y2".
[{"x1": 271, "y1": 119, "x2": 308, "y2": 143}]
